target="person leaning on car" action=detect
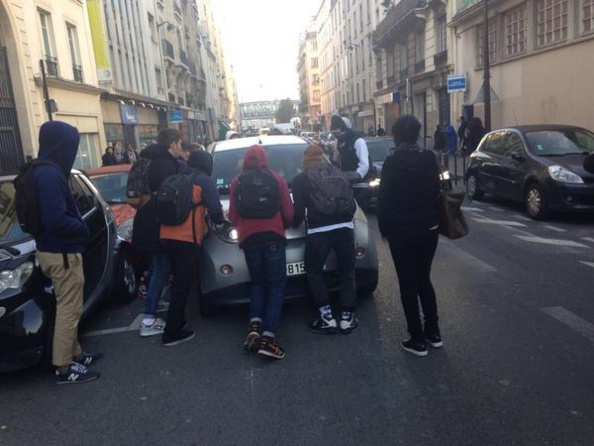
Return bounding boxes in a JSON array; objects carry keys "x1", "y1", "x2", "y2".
[
  {"x1": 33, "y1": 121, "x2": 103, "y2": 384},
  {"x1": 292, "y1": 144, "x2": 359, "y2": 334},
  {"x1": 132, "y1": 128, "x2": 184, "y2": 338},
  {"x1": 377, "y1": 115, "x2": 443, "y2": 358},
  {"x1": 159, "y1": 151, "x2": 224, "y2": 347},
  {"x1": 228, "y1": 145, "x2": 294, "y2": 360}
]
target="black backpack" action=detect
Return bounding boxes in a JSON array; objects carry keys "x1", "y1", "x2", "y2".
[
  {"x1": 234, "y1": 168, "x2": 279, "y2": 219},
  {"x1": 14, "y1": 159, "x2": 61, "y2": 236},
  {"x1": 156, "y1": 171, "x2": 200, "y2": 226},
  {"x1": 306, "y1": 164, "x2": 355, "y2": 216}
]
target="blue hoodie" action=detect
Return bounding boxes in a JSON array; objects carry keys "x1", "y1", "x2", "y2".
[{"x1": 33, "y1": 121, "x2": 89, "y2": 253}]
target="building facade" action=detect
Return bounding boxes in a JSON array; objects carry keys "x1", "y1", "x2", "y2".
[
  {"x1": 0, "y1": 0, "x2": 106, "y2": 172},
  {"x1": 298, "y1": 26, "x2": 322, "y2": 131}
]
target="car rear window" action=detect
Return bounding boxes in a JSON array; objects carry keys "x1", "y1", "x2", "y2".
[
  {"x1": 212, "y1": 143, "x2": 309, "y2": 194},
  {"x1": 88, "y1": 172, "x2": 129, "y2": 204},
  {"x1": 525, "y1": 129, "x2": 594, "y2": 156}
]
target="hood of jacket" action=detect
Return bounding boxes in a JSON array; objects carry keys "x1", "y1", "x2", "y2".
[
  {"x1": 243, "y1": 145, "x2": 269, "y2": 169},
  {"x1": 37, "y1": 121, "x2": 80, "y2": 176}
]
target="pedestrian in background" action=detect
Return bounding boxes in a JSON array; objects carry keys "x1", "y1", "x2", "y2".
[
  {"x1": 457, "y1": 116, "x2": 467, "y2": 153},
  {"x1": 330, "y1": 115, "x2": 370, "y2": 183},
  {"x1": 102, "y1": 146, "x2": 117, "y2": 166},
  {"x1": 377, "y1": 124, "x2": 386, "y2": 136},
  {"x1": 466, "y1": 117, "x2": 487, "y2": 154},
  {"x1": 377, "y1": 115, "x2": 442, "y2": 357},
  {"x1": 228, "y1": 145, "x2": 294, "y2": 359},
  {"x1": 292, "y1": 145, "x2": 359, "y2": 334},
  {"x1": 33, "y1": 121, "x2": 103, "y2": 383},
  {"x1": 124, "y1": 143, "x2": 137, "y2": 164},
  {"x1": 433, "y1": 124, "x2": 446, "y2": 152},
  {"x1": 159, "y1": 151, "x2": 224, "y2": 347},
  {"x1": 113, "y1": 142, "x2": 125, "y2": 164}
]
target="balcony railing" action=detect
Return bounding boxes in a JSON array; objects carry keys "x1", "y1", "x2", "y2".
[
  {"x1": 414, "y1": 60, "x2": 425, "y2": 73},
  {"x1": 45, "y1": 55, "x2": 58, "y2": 77},
  {"x1": 72, "y1": 64, "x2": 83, "y2": 83},
  {"x1": 373, "y1": 0, "x2": 428, "y2": 48},
  {"x1": 434, "y1": 50, "x2": 448, "y2": 67},
  {"x1": 162, "y1": 40, "x2": 174, "y2": 59}
]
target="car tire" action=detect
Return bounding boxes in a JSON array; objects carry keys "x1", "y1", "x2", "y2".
[
  {"x1": 114, "y1": 249, "x2": 138, "y2": 303},
  {"x1": 466, "y1": 172, "x2": 484, "y2": 201},
  {"x1": 525, "y1": 183, "x2": 550, "y2": 220}
]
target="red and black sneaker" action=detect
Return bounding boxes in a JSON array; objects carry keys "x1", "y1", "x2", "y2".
[{"x1": 257, "y1": 336, "x2": 285, "y2": 360}]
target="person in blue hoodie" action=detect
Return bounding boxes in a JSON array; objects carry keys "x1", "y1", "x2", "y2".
[{"x1": 33, "y1": 121, "x2": 103, "y2": 384}]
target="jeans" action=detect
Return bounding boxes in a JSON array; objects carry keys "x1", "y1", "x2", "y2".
[
  {"x1": 162, "y1": 240, "x2": 200, "y2": 336},
  {"x1": 388, "y1": 227, "x2": 439, "y2": 343},
  {"x1": 305, "y1": 228, "x2": 356, "y2": 312},
  {"x1": 243, "y1": 240, "x2": 287, "y2": 337},
  {"x1": 143, "y1": 250, "x2": 170, "y2": 317}
]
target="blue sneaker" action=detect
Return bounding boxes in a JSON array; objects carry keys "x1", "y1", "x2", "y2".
[
  {"x1": 73, "y1": 352, "x2": 104, "y2": 367},
  {"x1": 56, "y1": 362, "x2": 100, "y2": 385}
]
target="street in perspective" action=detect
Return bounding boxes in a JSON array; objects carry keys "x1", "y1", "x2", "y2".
[{"x1": 1, "y1": 0, "x2": 594, "y2": 445}]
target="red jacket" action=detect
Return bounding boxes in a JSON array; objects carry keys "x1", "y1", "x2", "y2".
[{"x1": 228, "y1": 145, "x2": 294, "y2": 245}]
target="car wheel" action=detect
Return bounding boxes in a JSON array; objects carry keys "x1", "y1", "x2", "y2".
[
  {"x1": 525, "y1": 183, "x2": 550, "y2": 220},
  {"x1": 466, "y1": 173, "x2": 484, "y2": 201},
  {"x1": 114, "y1": 250, "x2": 138, "y2": 303}
]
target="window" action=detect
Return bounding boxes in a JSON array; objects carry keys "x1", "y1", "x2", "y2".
[
  {"x1": 66, "y1": 24, "x2": 83, "y2": 83},
  {"x1": 148, "y1": 13, "x2": 156, "y2": 42},
  {"x1": 537, "y1": 0, "x2": 568, "y2": 46},
  {"x1": 386, "y1": 47, "x2": 395, "y2": 78},
  {"x1": 583, "y1": 0, "x2": 594, "y2": 33},
  {"x1": 399, "y1": 44, "x2": 408, "y2": 70},
  {"x1": 74, "y1": 134, "x2": 99, "y2": 170},
  {"x1": 313, "y1": 90, "x2": 320, "y2": 102},
  {"x1": 436, "y1": 16, "x2": 447, "y2": 53},
  {"x1": 362, "y1": 78, "x2": 366, "y2": 101},
  {"x1": 505, "y1": 5, "x2": 527, "y2": 56},
  {"x1": 414, "y1": 32, "x2": 425, "y2": 62},
  {"x1": 311, "y1": 57, "x2": 318, "y2": 69},
  {"x1": 69, "y1": 176, "x2": 94, "y2": 216},
  {"x1": 477, "y1": 20, "x2": 498, "y2": 65},
  {"x1": 38, "y1": 9, "x2": 58, "y2": 76},
  {"x1": 483, "y1": 132, "x2": 506, "y2": 155}
]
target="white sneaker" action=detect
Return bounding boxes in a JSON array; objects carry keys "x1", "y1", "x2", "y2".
[
  {"x1": 139, "y1": 318, "x2": 166, "y2": 337},
  {"x1": 339, "y1": 313, "x2": 359, "y2": 334}
]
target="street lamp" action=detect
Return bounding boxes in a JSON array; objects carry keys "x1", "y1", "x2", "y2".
[{"x1": 483, "y1": 0, "x2": 491, "y2": 132}]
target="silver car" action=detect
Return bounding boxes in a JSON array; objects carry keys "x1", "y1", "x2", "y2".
[{"x1": 199, "y1": 135, "x2": 379, "y2": 314}]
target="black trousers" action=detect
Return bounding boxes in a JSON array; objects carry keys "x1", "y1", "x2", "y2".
[
  {"x1": 388, "y1": 227, "x2": 439, "y2": 342},
  {"x1": 162, "y1": 240, "x2": 200, "y2": 336}
]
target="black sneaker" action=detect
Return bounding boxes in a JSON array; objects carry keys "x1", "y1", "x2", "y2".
[
  {"x1": 162, "y1": 329, "x2": 196, "y2": 347},
  {"x1": 425, "y1": 334, "x2": 443, "y2": 348},
  {"x1": 56, "y1": 362, "x2": 100, "y2": 385},
  {"x1": 257, "y1": 336, "x2": 285, "y2": 359},
  {"x1": 243, "y1": 321, "x2": 262, "y2": 352},
  {"x1": 308, "y1": 316, "x2": 338, "y2": 334},
  {"x1": 73, "y1": 352, "x2": 104, "y2": 367},
  {"x1": 339, "y1": 312, "x2": 359, "y2": 334},
  {"x1": 400, "y1": 339, "x2": 428, "y2": 357}
]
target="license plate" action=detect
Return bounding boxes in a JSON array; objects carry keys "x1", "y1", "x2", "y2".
[{"x1": 286, "y1": 261, "x2": 305, "y2": 276}]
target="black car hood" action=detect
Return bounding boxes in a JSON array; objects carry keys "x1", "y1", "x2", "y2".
[{"x1": 538, "y1": 154, "x2": 594, "y2": 179}]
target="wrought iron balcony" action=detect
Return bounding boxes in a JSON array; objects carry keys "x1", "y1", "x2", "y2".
[
  {"x1": 72, "y1": 64, "x2": 83, "y2": 83},
  {"x1": 433, "y1": 50, "x2": 448, "y2": 67},
  {"x1": 45, "y1": 55, "x2": 58, "y2": 77}
]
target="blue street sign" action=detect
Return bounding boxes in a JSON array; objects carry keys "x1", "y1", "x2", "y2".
[
  {"x1": 120, "y1": 104, "x2": 139, "y2": 124},
  {"x1": 169, "y1": 109, "x2": 183, "y2": 123},
  {"x1": 447, "y1": 74, "x2": 467, "y2": 93}
]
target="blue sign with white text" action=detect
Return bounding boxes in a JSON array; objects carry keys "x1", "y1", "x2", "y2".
[
  {"x1": 169, "y1": 110, "x2": 183, "y2": 124},
  {"x1": 120, "y1": 104, "x2": 139, "y2": 124},
  {"x1": 447, "y1": 75, "x2": 467, "y2": 93}
]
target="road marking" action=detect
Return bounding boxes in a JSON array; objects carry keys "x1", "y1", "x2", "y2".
[
  {"x1": 440, "y1": 239, "x2": 497, "y2": 272},
  {"x1": 541, "y1": 225, "x2": 567, "y2": 233},
  {"x1": 472, "y1": 218, "x2": 527, "y2": 227},
  {"x1": 82, "y1": 313, "x2": 143, "y2": 338},
  {"x1": 514, "y1": 235, "x2": 589, "y2": 248},
  {"x1": 580, "y1": 261, "x2": 594, "y2": 269},
  {"x1": 542, "y1": 307, "x2": 594, "y2": 344},
  {"x1": 581, "y1": 237, "x2": 594, "y2": 244},
  {"x1": 461, "y1": 206, "x2": 484, "y2": 212}
]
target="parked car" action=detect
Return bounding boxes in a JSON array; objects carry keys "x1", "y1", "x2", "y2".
[
  {"x1": 85, "y1": 164, "x2": 146, "y2": 299},
  {"x1": 0, "y1": 170, "x2": 130, "y2": 372},
  {"x1": 465, "y1": 125, "x2": 594, "y2": 219},
  {"x1": 201, "y1": 135, "x2": 379, "y2": 315}
]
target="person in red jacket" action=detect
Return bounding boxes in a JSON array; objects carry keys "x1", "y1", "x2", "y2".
[{"x1": 228, "y1": 145, "x2": 294, "y2": 359}]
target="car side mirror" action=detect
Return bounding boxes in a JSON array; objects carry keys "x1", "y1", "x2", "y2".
[{"x1": 510, "y1": 150, "x2": 525, "y2": 162}]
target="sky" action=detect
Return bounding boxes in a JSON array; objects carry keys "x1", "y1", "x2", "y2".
[{"x1": 211, "y1": 0, "x2": 322, "y2": 103}]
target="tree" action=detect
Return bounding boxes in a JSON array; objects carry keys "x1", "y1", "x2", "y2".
[{"x1": 275, "y1": 99, "x2": 295, "y2": 123}]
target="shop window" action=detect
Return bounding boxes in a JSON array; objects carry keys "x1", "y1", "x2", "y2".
[{"x1": 74, "y1": 133, "x2": 99, "y2": 170}]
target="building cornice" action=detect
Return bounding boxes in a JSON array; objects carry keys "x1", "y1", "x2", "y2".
[{"x1": 43, "y1": 77, "x2": 107, "y2": 96}]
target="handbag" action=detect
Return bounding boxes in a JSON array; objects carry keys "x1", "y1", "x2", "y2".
[{"x1": 438, "y1": 190, "x2": 469, "y2": 239}]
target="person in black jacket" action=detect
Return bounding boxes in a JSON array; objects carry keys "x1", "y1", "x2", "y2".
[
  {"x1": 292, "y1": 145, "x2": 358, "y2": 334},
  {"x1": 132, "y1": 128, "x2": 183, "y2": 338},
  {"x1": 377, "y1": 115, "x2": 442, "y2": 357},
  {"x1": 466, "y1": 117, "x2": 487, "y2": 154},
  {"x1": 102, "y1": 146, "x2": 117, "y2": 166}
]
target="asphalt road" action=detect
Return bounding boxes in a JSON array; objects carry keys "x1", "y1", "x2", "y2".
[{"x1": 1, "y1": 197, "x2": 593, "y2": 446}]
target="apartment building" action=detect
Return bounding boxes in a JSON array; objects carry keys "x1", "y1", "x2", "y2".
[
  {"x1": 451, "y1": 0, "x2": 594, "y2": 130},
  {"x1": 0, "y1": 0, "x2": 105, "y2": 171},
  {"x1": 297, "y1": 26, "x2": 321, "y2": 131}
]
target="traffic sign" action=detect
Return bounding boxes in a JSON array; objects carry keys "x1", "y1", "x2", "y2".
[{"x1": 447, "y1": 74, "x2": 467, "y2": 93}]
